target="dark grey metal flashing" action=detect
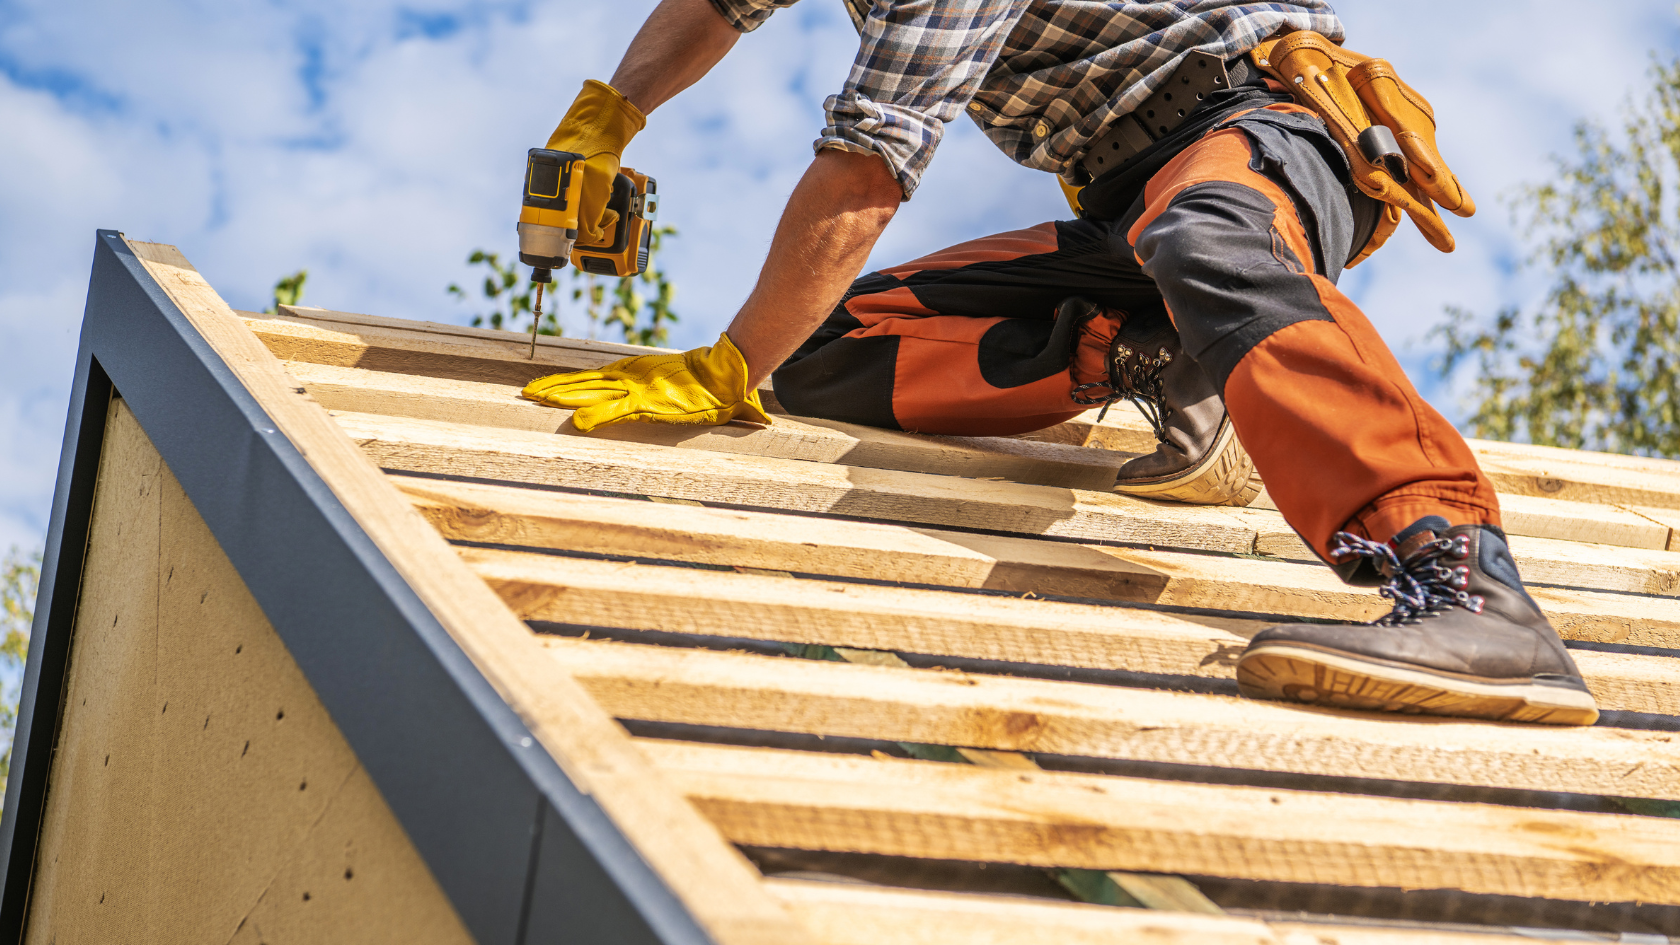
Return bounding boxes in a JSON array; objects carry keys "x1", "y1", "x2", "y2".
[{"x1": 0, "y1": 231, "x2": 713, "y2": 945}]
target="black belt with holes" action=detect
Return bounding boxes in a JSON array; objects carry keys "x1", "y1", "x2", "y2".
[{"x1": 1079, "y1": 52, "x2": 1233, "y2": 182}]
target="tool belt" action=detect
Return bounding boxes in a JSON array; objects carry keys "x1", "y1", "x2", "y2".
[
  {"x1": 1080, "y1": 52, "x2": 1234, "y2": 182},
  {"x1": 1250, "y1": 30, "x2": 1475, "y2": 266}
]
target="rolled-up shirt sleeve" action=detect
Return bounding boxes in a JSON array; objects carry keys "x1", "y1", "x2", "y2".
[
  {"x1": 705, "y1": 0, "x2": 798, "y2": 32},
  {"x1": 818, "y1": 0, "x2": 1028, "y2": 198}
]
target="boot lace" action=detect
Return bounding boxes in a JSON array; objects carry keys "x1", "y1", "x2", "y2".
[
  {"x1": 1071, "y1": 342, "x2": 1173, "y2": 444},
  {"x1": 1328, "y1": 531, "x2": 1485, "y2": 626}
]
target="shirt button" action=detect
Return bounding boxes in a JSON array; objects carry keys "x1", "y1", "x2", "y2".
[
  {"x1": 968, "y1": 101, "x2": 983, "y2": 113},
  {"x1": 1034, "y1": 120, "x2": 1049, "y2": 138}
]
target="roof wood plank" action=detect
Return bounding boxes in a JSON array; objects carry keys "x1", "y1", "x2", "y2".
[
  {"x1": 339, "y1": 411, "x2": 1261, "y2": 553},
  {"x1": 418, "y1": 469, "x2": 1680, "y2": 648},
  {"x1": 463, "y1": 546, "x2": 1680, "y2": 716},
  {"x1": 289, "y1": 360, "x2": 1135, "y2": 492},
  {"x1": 1244, "y1": 491, "x2": 1672, "y2": 552},
  {"x1": 643, "y1": 741, "x2": 1680, "y2": 905},
  {"x1": 539, "y1": 636, "x2": 1680, "y2": 800},
  {"x1": 1064, "y1": 409, "x2": 1680, "y2": 510},
  {"x1": 765, "y1": 880, "x2": 1548, "y2": 945}
]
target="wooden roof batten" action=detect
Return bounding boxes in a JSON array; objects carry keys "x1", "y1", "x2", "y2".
[{"x1": 3, "y1": 230, "x2": 1680, "y2": 943}]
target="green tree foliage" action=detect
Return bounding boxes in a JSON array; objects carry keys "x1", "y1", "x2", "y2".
[
  {"x1": 263, "y1": 269, "x2": 308, "y2": 315},
  {"x1": 1, "y1": 547, "x2": 40, "y2": 795},
  {"x1": 449, "y1": 226, "x2": 680, "y2": 346},
  {"x1": 1434, "y1": 56, "x2": 1680, "y2": 457},
  {"x1": 446, "y1": 250, "x2": 548, "y2": 335}
]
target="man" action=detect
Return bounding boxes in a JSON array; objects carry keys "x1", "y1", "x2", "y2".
[{"x1": 523, "y1": 0, "x2": 1599, "y2": 725}]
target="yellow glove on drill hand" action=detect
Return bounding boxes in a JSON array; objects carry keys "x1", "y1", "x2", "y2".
[
  {"x1": 547, "y1": 79, "x2": 647, "y2": 245},
  {"x1": 522, "y1": 333, "x2": 773, "y2": 432}
]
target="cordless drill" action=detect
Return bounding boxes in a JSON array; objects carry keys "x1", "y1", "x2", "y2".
[{"x1": 516, "y1": 148, "x2": 659, "y2": 356}]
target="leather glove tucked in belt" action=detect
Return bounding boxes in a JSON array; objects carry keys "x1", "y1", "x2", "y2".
[
  {"x1": 523, "y1": 332, "x2": 772, "y2": 432},
  {"x1": 546, "y1": 80, "x2": 647, "y2": 246},
  {"x1": 1251, "y1": 31, "x2": 1474, "y2": 263}
]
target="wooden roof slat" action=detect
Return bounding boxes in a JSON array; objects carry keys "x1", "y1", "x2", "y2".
[
  {"x1": 539, "y1": 636, "x2": 1680, "y2": 800},
  {"x1": 338, "y1": 411, "x2": 1261, "y2": 552},
  {"x1": 1475, "y1": 450, "x2": 1680, "y2": 510},
  {"x1": 1241, "y1": 510, "x2": 1680, "y2": 595},
  {"x1": 1625, "y1": 505, "x2": 1680, "y2": 552},
  {"x1": 248, "y1": 308, "x2": 662, "y2": 385},
  {"x1": 289, "y1": 360, "x2": 1135, "y2": 491},
  {"x1": 1245, "y1": 492, "x2": 1674, "y2": 552},
  {"x1": 467, "y1": 546, "x2": 1678, "y2": 716},
  {"x1": 765, "y1": 880, "x2": 1549, "y2": 945},
  {"x1": 405, "y1": 469, "x2": 1680, "y2": 611},
  {"x1": 421, "y1": 467, "x2": 1680, "y2": 646},
  {"x1": 641, "y1": 740, "x2": 1680, "y2": 905},
  {"x1": 1059, "y1": 408, "x2": 1680, "y2": 498},
  {"x1": 475, "y1": 544, "x2": 1263, "y2": 682}
]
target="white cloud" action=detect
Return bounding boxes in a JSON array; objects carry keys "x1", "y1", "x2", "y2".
[{"x1": 0, "y1": 0, "x2": 1676, "y2": 552}]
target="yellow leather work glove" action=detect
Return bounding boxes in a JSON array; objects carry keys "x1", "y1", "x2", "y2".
[
  {"x1": 1347, "y1": 59, "x2": 1475, "y2": 218},
  {"x1": 522, "y1": 332, "x2": 773, "y2": 432},
  {"x1": 1057, "y1": 177, "x2": 1086, "y2": 218},
  {"x1": 1251, "y1": 32, "x2": 1470, "y2": 254},
  {"x1": 547, "y1": 80, "x2": 647, "y2": 246}
]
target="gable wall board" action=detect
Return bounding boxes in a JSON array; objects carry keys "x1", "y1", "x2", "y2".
[{"x1": 25, "y1": 398, "x2": 473, "y2": 945}]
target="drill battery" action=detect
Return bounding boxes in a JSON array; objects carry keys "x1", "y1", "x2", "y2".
[{"x1": 572, "y1": 167, "x2": 658, "y2": 277}]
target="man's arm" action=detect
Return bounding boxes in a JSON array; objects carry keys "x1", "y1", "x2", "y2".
[
  {"x1": 526, "y1": 0, "x2": 902, "y2": 423},
  {"x1": 610, "y1": 0, "x2": 741, "y2": 115},
  {"x1": 608, "y1": 1, "x2": 902, "y2": 385},
  {"x1": 728, "y1": 149, "x2": 902, "y2": 385}
]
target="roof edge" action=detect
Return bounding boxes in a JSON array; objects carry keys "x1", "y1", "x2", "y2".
[{"x1": 0, "y1": 231, "x2": 725, "y2": 945}]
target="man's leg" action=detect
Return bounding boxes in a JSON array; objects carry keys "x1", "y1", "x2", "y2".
[
  {"x1": 772, "y1": 222, "x2": 1151, "y2": 437},
  {"x1": 773, "y1": 220, "x2": 1262, "y2": 506},
  {"x1": 1128, "y1": 108, "x2": 1597, "y2": 724}
]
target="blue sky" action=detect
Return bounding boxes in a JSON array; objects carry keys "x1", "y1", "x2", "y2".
[{"x1": 1, "y1": 0, "x2": 1678, "y2": 556}]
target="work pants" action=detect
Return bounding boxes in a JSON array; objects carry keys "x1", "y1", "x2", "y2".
[{"x1": 772, "y1": 104, "x2": 1501, "y2": 561}]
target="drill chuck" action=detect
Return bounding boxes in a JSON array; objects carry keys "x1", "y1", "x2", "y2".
[{"x1": 517, "y1": 223, "x2": 576, "y2": 271}]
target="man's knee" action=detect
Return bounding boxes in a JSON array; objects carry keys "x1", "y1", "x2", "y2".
[
  {"x1": 1135, "y1": 182, "x2": 1303, "y2": 283},
  {"x1": 1132, "y1": 182, "x2": 1332, "y2": 389}
]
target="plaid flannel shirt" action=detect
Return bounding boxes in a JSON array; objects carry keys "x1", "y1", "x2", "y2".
[{"x1": 706, "y1": 0, "x2": 1344, "y2": 197}]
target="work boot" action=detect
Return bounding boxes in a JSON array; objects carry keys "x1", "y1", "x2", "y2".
[
  {"x1": 1235, "y1": 516, "x2": 1599, "y2": 725},
  {"x1": 1066, "y1": 299, "x2": 1258, "y2": 507}
]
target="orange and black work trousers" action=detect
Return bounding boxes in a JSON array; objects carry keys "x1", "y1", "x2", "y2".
[{"x1": 772, "y1": 103, "x2": 1502, "y2": 572}]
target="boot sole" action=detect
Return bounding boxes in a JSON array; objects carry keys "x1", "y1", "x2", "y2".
[
  {"x1": 1112, "y1": 418, "x2": 1261, "y2": 507},
  {"x1": 1236, "y1": 643, "x2": 1600, "y2": 726}
]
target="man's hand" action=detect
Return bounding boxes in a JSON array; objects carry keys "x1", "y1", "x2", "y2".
[
  {"x1": 546, "y1": 81, "x2": 646, "y2": 246},
  {"x1": 523, "y1": 151, "x2": 900, "y2": 434},
  {"x1": 523, "y1": 332, "x2": 770, "y2": 432}
]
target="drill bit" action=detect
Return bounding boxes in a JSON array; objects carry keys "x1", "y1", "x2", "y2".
[{"x1": 529, "y1": 281, "x2": 545, "y2": 360}]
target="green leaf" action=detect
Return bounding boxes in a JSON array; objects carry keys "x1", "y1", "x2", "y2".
[{"x1": 1438, "y1": 53, "x2": 1680, "y2": 459}]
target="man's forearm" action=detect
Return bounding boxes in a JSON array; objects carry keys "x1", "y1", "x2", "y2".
[
  {"x1": 727, "y1": 149, "x2": 903, "y2": 387},
  {"x1": 610, "y1": 0, "x2": 739, "y2": 114}
]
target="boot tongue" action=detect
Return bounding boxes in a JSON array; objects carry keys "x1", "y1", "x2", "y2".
[{"x1": 1389, "y1": 515, "x2": 1452, "y2": 561}]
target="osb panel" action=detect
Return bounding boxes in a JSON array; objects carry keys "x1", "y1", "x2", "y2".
[{"x1": 25, "y1": 397, "x2": 474, "y2": 945}]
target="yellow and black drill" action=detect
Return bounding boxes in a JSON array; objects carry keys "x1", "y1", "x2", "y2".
[{"x1": 516, "y1": 148, "x2": 659, "y2": 356}]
